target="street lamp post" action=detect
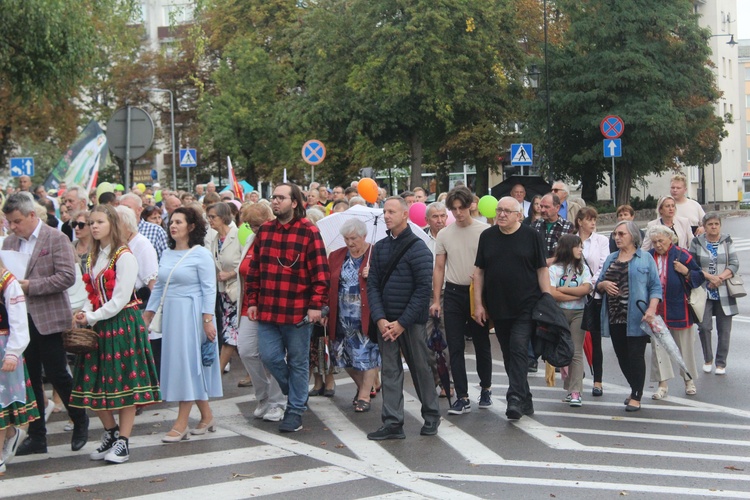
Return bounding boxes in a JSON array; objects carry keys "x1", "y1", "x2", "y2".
[
  {"x1": 144, "y1": 88, "x2": 177, "y2": 191},
  {"x1": 543, "y1": 0, "x2": 552, "y2": 181}
]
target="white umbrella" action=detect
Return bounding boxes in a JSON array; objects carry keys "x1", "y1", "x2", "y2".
[{"x1": 316, "y1": 205, "x2": 430, "y2": 254}]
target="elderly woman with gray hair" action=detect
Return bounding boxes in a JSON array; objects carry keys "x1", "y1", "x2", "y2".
[
  {"x1": 326, "y1": 218, "x2": 380, "y2": 412},
  {"x1": 597, "y1": 221, "x2": 661, "y2": 412},
  {"x1": 645, "y1": 225, "x2": 703, "y2": 399},
  {"x1": 689, "y1": 213, "x2": 740, "y2": 376}
]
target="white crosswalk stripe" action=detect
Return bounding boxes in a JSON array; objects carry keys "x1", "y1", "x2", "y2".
[{"x1": 4, "y1": 358, "x2": 750, "y2": 498}]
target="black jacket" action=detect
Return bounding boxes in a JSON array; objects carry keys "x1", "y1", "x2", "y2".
[{"x1": 531, "y1": 293, "x2": 574, "y2": 367}]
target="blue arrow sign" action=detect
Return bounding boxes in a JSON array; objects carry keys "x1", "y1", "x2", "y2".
[
  {"x1": 510, "y1": 143, "x2": 533, "y2": 166},
  {"x1": 603, "y1": 139, "x2": 622, "y2": 158},
  {"x1": 180, "y1": 148, "x2": 197, "y2": 167},
  {"x1": 10, "y1": 157, "x2": 34, "y2": 177}
]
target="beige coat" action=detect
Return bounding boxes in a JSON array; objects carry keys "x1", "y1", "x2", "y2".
[{"x1": 208, "y1": 224, "x2": 242, "y2": 303}]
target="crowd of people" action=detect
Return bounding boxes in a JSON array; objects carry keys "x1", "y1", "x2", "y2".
[{"x1": 0, "y1": 172, "x2": 744, "y2": 472}]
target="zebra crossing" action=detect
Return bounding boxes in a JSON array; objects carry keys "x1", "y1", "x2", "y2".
[{"x1": 3, "y1": 358, "x2": 750, "y2": 499}]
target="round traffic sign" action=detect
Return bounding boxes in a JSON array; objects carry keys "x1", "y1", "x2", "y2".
[
  {"x1": 106, "y1": 107, "x2": 155, "y2": 161},
  {"x1": 600, "y1": 115, "x2": 624, "y2": 139},
  {"x1": 302, "y1": 140, "x2": 326, "y2": 165}
]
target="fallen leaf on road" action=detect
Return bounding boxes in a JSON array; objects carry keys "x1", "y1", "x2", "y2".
[
  {"x1": 335, "y1": 444, "x2": 345, "y2": 449},
  {"x1": 320, "y1": 441, "x2": 327, "y2": 446},
  {"x1": 75, "y1": 487, "x2": 91, "y2": 493},
  {"x1": 272, "y1": 476, "x2": 282, "y2": 479},
  {"x1": 619, "y1": 492, "x2": 628, "y2": 496},
  {"x1": 724, "y1": 466, "x2": 745, "y2": 471},
  {"x1": 149, "y1": 478, "x2": 166, "y2": 483},
  {"x1": 232, "y1": 473, "x2": 255, "y2": 479}
]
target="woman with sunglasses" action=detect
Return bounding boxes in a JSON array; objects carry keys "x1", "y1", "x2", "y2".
[{"x1": 71, "y1": 211, "x2": 92, "y2": 268}]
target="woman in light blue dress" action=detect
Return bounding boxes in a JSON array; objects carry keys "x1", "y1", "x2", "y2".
[{"x1": 144, "y1": 207, "x2": 222, "y2": 443}]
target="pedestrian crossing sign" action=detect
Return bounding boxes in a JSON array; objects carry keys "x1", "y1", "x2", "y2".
[
  {"x1": 510, "y1": 143, "x2": 533, "y2": 166},
  {"x1": 180, "y1": 148, "x2": 197, "y2": 167}
]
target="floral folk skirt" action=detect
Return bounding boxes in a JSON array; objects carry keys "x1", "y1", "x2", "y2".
[
  {"x1": 0, "y1": 362, "x2": 40, "y2": 430},
  {"x1": 70, "y1": 307, "x2": 161, "y2": 410}
]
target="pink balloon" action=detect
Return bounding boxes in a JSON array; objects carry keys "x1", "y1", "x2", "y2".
[
  {"x1": 446, "y1": 211, "x2": 456, "y2": 226},
  {"x1": 409, "y1": 202, "x2": 427, "y2": 226}
]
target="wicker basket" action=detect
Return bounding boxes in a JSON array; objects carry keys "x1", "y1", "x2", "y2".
[{"x1": 62, "y1": 328, "x2": 99, "y2": 354}]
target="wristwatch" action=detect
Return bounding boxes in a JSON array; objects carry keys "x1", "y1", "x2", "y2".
[{"x1": 203, "y1": 317, "x2": 212, "y2": 323}]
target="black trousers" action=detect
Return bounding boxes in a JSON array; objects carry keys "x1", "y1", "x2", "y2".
[
  {"x1": 24, "y1": 316, "x2": 86, "y2": 440},
  {"x1": 493, "y1": 313, "x2": 534, "y2": 404},
  {"x1": 443, "y1": 284, "x2": 492, "y2": 398},
  {"x1": 609, "y1": 323, "x2": 649, "y2": 401}
]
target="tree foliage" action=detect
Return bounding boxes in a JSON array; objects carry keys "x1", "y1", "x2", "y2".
[{"x1": 527, "y1": 0, "x2": 725, "y2": 203}]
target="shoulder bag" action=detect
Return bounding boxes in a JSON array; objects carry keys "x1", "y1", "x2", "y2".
[
  {"x1": 150, "y1": 246, "x2": 197, "y2": 333},
  {"x1": 367, "y1": 234, "x2": 419, "y2": 342},
  {"x1": 723, "y1": 241, "x2": 746, "y2": 298}
]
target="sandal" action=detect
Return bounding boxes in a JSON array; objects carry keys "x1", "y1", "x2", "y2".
[
  {"x1": 685, "y1": 380, "x2": 697, "y2": 396},
  {"x1": 370, "y1": 386, "x2": 381, "y2": 398},
  {"x1": 354, "y1": 399, "x2": 371, "y2": 412},
  {"x1": 651, "y1": 385, "x2": 668, "y2": 400}
]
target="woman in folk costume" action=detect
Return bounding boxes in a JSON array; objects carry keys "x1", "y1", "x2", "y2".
[
  {"x1": 0, "y1": 263, "x2": 40, "y2": 473},
  {"x1": 70, "y1": 205, "x2": 160, "y2": 464}
]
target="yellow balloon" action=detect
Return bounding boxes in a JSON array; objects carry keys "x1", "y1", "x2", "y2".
[{"x1": 136, "y1": 183, "x2": 146, "y2": 193}]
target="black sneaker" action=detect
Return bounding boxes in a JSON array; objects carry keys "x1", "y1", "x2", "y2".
[
  {"x1": 367, "y1": 425, "x2": 405, "y2": 440},
  {"x1": 506, "y1": 401, "x2": 524, "y2": 420},
  {"x1": 104, "y1": 438, "x2": 129, "y2": 464},
  {"x1": 478, "y1": 389, "x2": 492, "y2": 409},
  {"x1": 522, "y1": 400, "x2": 535, "y2": 416},
  {"x1": 448, "y1": 398, "x2": 471, "y2": 415},
  {"x1": 278, "y1": 412, "x2": 303, "y2": 433},
  {"x1": 90, "y1": 426, "x2": 119, "y2": 461},
  {"x1": 420, "y1": 420, "x2": 440, "y2": 436}
]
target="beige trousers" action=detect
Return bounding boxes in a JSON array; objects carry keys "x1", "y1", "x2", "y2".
[{"x1": 650, "y1": 326, "x2": 698, "y2": 382}]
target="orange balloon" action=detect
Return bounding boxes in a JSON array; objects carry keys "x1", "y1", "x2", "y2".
[{"x1": 357, "y1": 178, "x2": 379, "y2": 204}]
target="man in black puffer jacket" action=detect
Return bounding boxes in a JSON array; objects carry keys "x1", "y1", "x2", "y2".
[{"x1": 366, "y1": 197, "x2": 440, "y2": 440}]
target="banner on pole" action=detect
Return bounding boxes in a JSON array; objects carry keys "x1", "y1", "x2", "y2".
[{"x1": 43, "y1": 120, "x2": 108, "y2": 192}]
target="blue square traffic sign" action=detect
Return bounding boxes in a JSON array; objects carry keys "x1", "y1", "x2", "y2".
[
  {"x1": 10, "y1": 157, "x2": 34, "y2": 177},
  {"x1": 180, "y1": 148, "x2": 197, "y2": 167},
  {"x1": 510, "y1": 143, "x2": 533, "y2": 166},
  {"x1": 603, "y1": 139, "x2": 622, "y2": 158}
]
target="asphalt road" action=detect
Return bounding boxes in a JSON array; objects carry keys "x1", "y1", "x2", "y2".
[{"x1": 3, "y1": 215, "x2": 750, "y2": 499}]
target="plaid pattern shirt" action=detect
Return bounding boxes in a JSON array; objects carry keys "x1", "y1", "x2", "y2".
[
  {"x1": 531, "y1": 217, "x2": 575, "y2": 258},
  {"x1": 138, "y1": 220, "x2": 168, "y2": 261},
  {"x1": 246, "y1": 217, "x2": 330, "y2": 325}
]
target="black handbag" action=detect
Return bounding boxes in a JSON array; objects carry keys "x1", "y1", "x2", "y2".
[
  {"x1": 581, "y1": 297, "x2": 602, "y2": 333},
  {"x1": 367, "y1": 234, "x2": 420, "y2": 343}
]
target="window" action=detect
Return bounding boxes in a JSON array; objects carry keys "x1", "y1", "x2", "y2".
[
  {"x1": 747, "y1": 148, "x2": 750, "y2": 162},
  {"x1": 746, "y1": 95, "x2": 750, "y2": 107},
  {"x1": 746, "y1": 67, "x2": 750, "y2": 80},
  {"x1": 729, "y1": 59, "x2": 732, "y2": 79},
  {"x1": 723, "y1": 57, "x2": 726, "y2": 78},
  {"x1": 163, "y1": 4, "x2": 193, "y2": 25}
]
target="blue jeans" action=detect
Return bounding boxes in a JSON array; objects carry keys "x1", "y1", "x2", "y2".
[{"x1": 258, "y1": 322, "x2": 313, "y2": 416}]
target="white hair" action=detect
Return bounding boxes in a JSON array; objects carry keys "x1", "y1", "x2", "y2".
[
  {"x1": 115, "y1": 205, "x2": 138, "y2": 233},
  {"x1": 340, "y1": 218, "x2": 368, "y2": 237},
  {"x1": 647, "y1": 224, "x2": 678, "y2": 245},
  {"x1": 498, "y1": 196, "x2": 522, "y2": 213},
  {"x1": 349, "y1": 196, "x2": 366, "y2": 207},
  {"x1": 120, "y1": 192, "x2": 143, "y2": 207},
  {"x1": 67, "y1": 185, "x2": 89, "y2": 201}
]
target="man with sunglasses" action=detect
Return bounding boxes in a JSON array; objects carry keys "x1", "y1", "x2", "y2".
[{"x1": 551, "y1": 181, "x2": 582, "y2": 223}]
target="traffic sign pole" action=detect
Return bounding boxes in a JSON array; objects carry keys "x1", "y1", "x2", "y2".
[{"x1": 611, "y1": 157, "x2": 616, "y2": 207}]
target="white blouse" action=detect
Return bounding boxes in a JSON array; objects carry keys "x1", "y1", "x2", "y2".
[
  {"x1": 83, "y1": 245, "x2": 139, "y2": 326},
  {"x1": 3, "y1": 275, "x2": 30, "y2": 360}
]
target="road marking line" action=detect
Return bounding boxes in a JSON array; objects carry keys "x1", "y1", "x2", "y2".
[
  {"x1": 533, "y1": 410, "x2": 750, "y2": 430},
  {"x1": 0, "y1": 446, "x2": 294, "y2": 498},
  {"x1": 415, "y1": 471, "x2": 750, "y2": 498},
  {"x1": 12, "y1": 427, "x2": 238, "y2": 464},
  {"x1": 553, "y1": 426, "x2": 750, "y2": 447},
  {"x1": 531, "y1": 396, "x2": 720, "y2": 412},
  {"x1": 359, "y1": 493, "x2": 433, "y2": 499},
  {"x1": 403, "y1": 392, "x2": 505, "y2": 465},
  {"x1": 122, "y1": 466, "x2": 364, "y2": 500}
]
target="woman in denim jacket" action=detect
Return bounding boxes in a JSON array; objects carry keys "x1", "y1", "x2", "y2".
[{"x1": 597, "y1": 221, "x2": 662, "y2": 412}]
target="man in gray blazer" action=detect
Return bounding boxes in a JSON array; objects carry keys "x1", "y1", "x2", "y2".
[{"x1": 2, "y1": 194, "x2": 89, "y2": 455}]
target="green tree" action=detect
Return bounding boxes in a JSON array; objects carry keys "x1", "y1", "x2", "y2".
[
  {"x1": 295, "y1": 0, "x2": 525, "y2": 191},
  {"x1": 527, "y1": 0, "x2": 725, "y2": 203}
]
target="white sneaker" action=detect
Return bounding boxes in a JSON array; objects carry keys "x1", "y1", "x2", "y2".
[
  {"x1": 44, "y1": 399, "x2": 55, "y2": 421},
  {"x1": 0, "y1": 459, "x2": 5, "y2": 474},
  {"x1": 253, "y1": 400, "x2": 270, "y2": 419},
  {"x1": 263, "y1": 407, "x2": 285, "y2": 422},
  {"x1": 64, "y1": 420, "x2": 74, "y2": 431},
  {"x1": 715, "y1": 366, "x2": 726, "y2": 375},
  {"x1": 224, "y1": 362, "x2": 231, "y2": 373},
  {"x1": 702, "y1": 363, "x2": 712, "y2": 373},
  {"x1": 3, "y1": 426, "x2": 25, "y2": 465}
]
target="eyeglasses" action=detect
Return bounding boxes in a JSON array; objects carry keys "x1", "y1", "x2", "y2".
[
  {"x1": 551, "y1": 188, "x2": 563, "y2": 193},
  {"x1": 271, "y1": 195, "x2": 290, "y2": 202},
  {"x1": 495, "y1": 208, "x2": 520, "y2": 215},
  {"x1": 72, "y1": 221, "x2": 86, "y2": 230}
]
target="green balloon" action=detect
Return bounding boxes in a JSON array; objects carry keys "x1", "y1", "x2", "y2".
[
  {"x1": 154, "y1": 190, "x2": 162, "y2": 203},
  {"x1": 238, "y1": 223, "x2": 252, "y2": 247},
  {"x1": 478, "y1": 195, "x2": 498, "y2": 218}
]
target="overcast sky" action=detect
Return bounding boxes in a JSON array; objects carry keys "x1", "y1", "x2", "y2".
[{"x1": 738, "y1": 2, "x2": 749, "y2": 40}]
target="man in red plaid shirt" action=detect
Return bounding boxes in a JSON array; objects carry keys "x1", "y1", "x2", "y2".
[{"x1": 247, "y1": 183, "x2": 330, "y2": 433}]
